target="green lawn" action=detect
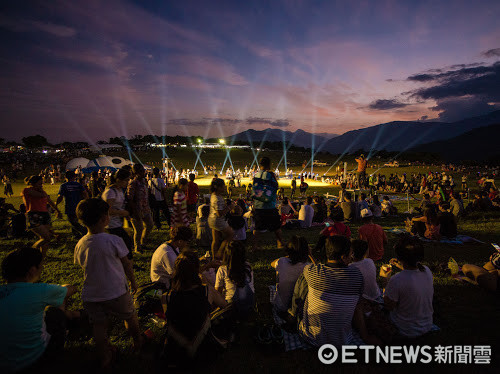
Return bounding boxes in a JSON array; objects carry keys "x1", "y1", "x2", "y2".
[{"x1": 1, "y1": 169, "x2": 499, "y2": 373}]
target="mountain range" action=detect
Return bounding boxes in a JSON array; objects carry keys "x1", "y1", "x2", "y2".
[
  {"x1": 321, "y1": 110, "x2": 500, "y2": 155},
  {"x1": 227, "y1": 128, "x2": 338, "y2": 149},
  {"x1": 410, "y1": 122, "x2": 500, "y2": 162}
]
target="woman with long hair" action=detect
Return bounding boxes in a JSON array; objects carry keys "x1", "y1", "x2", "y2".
[
  {"x1": 410, "y1": 206, "x2": 441, "y2": 240},
  {"x1": 21, "y1": 175, "x2": 62, "y2": 255},
  {"x1": 215, "y1": 241, "x2": 254, "y2": 315}
]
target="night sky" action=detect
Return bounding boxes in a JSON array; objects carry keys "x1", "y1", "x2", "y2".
[{"x1": 1, "y1": 0, "x2": 499, "y2": 143}]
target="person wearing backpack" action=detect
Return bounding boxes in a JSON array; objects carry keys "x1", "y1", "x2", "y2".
[
  {"x1": 215, "y1": 241, "x2": 254, "y2": 317},
  {"x1": 251, "y1": 157, "x2": 284, "y2": 251}
]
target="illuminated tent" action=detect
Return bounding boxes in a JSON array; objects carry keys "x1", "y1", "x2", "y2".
[{"x1": 65, "y1": 157, "x2": 90, "y2": 170}]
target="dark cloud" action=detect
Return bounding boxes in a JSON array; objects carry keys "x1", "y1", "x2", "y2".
[
  {"x1": 245, "y1": 117, "x2": 290, "y2": 127},
  {"x1": 368, "y1": 99, "x2": 409, "y2": 110},
  {"x1": 428, "y1": 97, "x2": 497, "y2": 122},
  {"x1": 482, "y1": 48, "x2": 500, "y2": 58}
]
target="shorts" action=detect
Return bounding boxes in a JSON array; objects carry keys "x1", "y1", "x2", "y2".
[
  {"x1": 83, "y1": 292, "x2": 135, "y2": 324},
  {"x1": 208, "y1": 216, "x2": 229, "y2": 232},
  {"x1": 187, "y1": 204, "x2": 197, "y2": 213},
  {"x1": 254, "y1": 209, "x2": 281, "y2": 232},
  {"x1": 27, "y1": 211, "x2": 51, "y2": 229}
]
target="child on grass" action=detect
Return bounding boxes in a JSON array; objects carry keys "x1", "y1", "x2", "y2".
[
  {"x1": 74, "y1": 198, "x2": 142, "y2": 369},
  {"x1": 0, "y1": 247, "x2": 77, "y2": 373}
]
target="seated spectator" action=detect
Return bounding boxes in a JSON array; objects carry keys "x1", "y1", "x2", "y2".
[
  {"x1": 0, "y1": 247, "x2": 77, "y2": 373},
  {"x1": 298, "y1": 196, "x2": 314, "y2": 228},
  {"x1": 196, "y1": 205, "x2": 212, "y2": 248},
  {"x1": 437, "y1": 201, "x2": 457, "y2": 238},
  {"x1": 381, "y1": 195, "x2": 395, "y2": 216},
  {"x1": 410, "y1": 206, "x2": 441, "y2": 240},
  {"x1": 74, "y1": 198, "x2": 142, "y2": 369},
  {"x1": 11, "y1": 204, "x2": 27, "y2": 238},
  {"x1": 358, "y1": 209, "x2": 387, "y2": 261},
  {"x1": 488, "y1": 187, "x2": 498, "y2": 201},
  {"x1": 293, "y1": 236, "x2": 372, "y2": 347},
  {"x1": 314, "y1": 207, "x2": 351, "y2": 262},
  {"x1": 279, "y1": 197, "x2": 298, "y2": 225},
  {"x1": 151, "y1": 226, "x2": 193, "y2": 287},
  {"x1": 415, "y1": 193, "x2": 432, "y2": 214},
  {"x1": 449, "y1": 192, "x2": 464, "y2": 218},
  {"x1": 197, "y1": 196, "x2": 210, "y2": 218},
  {"x1": 339, "y1": 192, "x2": 356, "y2": 222},
  {"x1": 215, "y1": 241, "x2": 255, "y2": 317},
  {"x1": 380, "y1": 235, "x2": 434, "y2": 339},
  {"x1": 370, "y1": 195, "x2": 382, "y2": 218},
  {"x1": 312, "y1": 196, "x2": 327, "y2": 223},
  {"x1": 227, "y1": 205, "x2": 247, "y2": 241},
  {"x1": 357, "y1": 193, "x2": 369, "y2": 215},
  {"x1": 271, "y1": 236, "x2": 310, "y2": 313},
  {"x1": 462, "y1": 252, "x2": 500, "y2": 292},
  {"x1": 166, "y1": 251, "x2": 227, "y2": 363},
  {"x1": 349, "y1": 240, "x2": 381, "y2": 302}
]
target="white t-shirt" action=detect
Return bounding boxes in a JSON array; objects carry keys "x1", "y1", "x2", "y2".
[
  {"x1": 74, "y1": 233, "x2": 129, "y2": 302},
  {"x1": 149, "y1": 178, "x2": 166, "y2": 201},
  {"x1": 274, "y1": 257, "x2": 308, "y2": 312},
  {"x1": 349, "y1": 258, "x2": 381, "y2": 301},
  {"x1": 150, "y1": 243, "x2": 179, "y2": 287},
  {"x1": 384, "y1": 266, "x2": 434, "y2": 337},
  {"x1": 215, "y1": 264, "x2": 255, "y2": 302},
  {"x1": 298, "y1": 204, "x2": 314, "y2": 228},
  {"x1": 102, "y1": 187, "x2": 125, "y2": 229}
]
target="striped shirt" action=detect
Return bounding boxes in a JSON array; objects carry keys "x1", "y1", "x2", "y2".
[
  {"x1": 172, "y1": 191, "x2": 189, "y2": 227},
  {"x1": 299, "y1": 263, "x2": 363, "y2": 347}
]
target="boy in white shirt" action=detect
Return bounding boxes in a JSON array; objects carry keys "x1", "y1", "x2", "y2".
[
  {"x1": 349, "y1": 239, "x2": 381, "y2": 302},
  {"x1": 74, "y1": 198, "x2": 141, "y2": 369}
]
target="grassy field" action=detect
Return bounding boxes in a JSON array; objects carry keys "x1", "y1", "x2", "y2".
[{"x1": 1, "y1": 164, "x2": 499, "y2": 373}]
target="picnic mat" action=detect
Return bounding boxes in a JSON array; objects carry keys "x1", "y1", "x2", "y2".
[{"x1": 385, "y1": 229, "x2": 484, "y2": 245}]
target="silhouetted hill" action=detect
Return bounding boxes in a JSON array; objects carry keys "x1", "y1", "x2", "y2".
[
  {"x1": 410, "y1": 123, "x2": 500, "y2": 162},
  {"x1": 322, "y1": 110, "x2": 500, "y2": 154}
]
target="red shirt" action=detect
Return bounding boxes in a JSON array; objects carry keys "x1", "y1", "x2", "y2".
[
  {"x1": 186, "y1": 181, "x2": 199, "y2": 205},
  {"x1": 22, "y1": 187, "x2": 48, "y2": 212},
  {"x1": 322, "y1": 222, "x2": 351, "y2": 238},
  {"x1": 358, "y1": 223, "x2": 387, "y2": 261}
]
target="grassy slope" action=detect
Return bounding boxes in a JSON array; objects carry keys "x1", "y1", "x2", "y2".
[{"x1": 1, "y1": 165, "x2": 499, "y2": 373}]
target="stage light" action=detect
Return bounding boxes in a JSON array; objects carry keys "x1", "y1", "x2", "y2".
[
  {"x1": 219, "y1": 138, "x2": 226, "y2": 145},
  {"x1": 197, "y1": 138, "x2": 202, "y2": 144}
]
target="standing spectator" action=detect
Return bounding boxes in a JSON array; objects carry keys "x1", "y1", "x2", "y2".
[
  {"x1": 88, "y1": 171, "x2": 105, "y2": 198},
  {"x1": 74, "y1": 198, "x2": 142, "y2": 369},
  {"x1": 358, "y1": 209, "x2": 387, "y2": 261},
  {"x1": 56, "y1": 171, "x2": 88, "y2": 239},
  {"x1": 0, "y1": 247, "x2": 77, "y2": 373},
  {"x1": 3, "y1": 174, "x2": 13, "y2": 197},
  {"x1": 102, "y1": 169, "x2": 133, "y2": 257},
  {"x1": 127, "y1": 164, "x2": 154, "y2": 253},
  {"x1": 149, "y1": 167, "x2": 170, "y2": 230},
  {"x1": 290, "y1": 178, "x2": 297, "y2": 199},
  {"x1": 208, "y1": 178, "x2": 234, "y2": 258},
  {"x1": 355, "y1": 154, "x2": 368, "y2": 188},
  {"x1": 251, "y1": 157, "x2": 284, "y2": 251},
  {"x1": 186, "y1": 173, "x2": 200, "y2": 219},
  {"x1": 171, "y1": 178, "x2": 190, "y2": 228},
  {"x1": 22, "y1": 175, "x2": 62, "y2": 255}
]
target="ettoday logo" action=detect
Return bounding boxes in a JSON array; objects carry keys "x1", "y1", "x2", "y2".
[{"x1": 318, "y1": 345, "x2": 492, "y2": 365}]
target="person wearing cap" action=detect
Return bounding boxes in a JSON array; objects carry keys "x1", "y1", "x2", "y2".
[
  {"x1": 355, "y1": 154, "x2": 368, "y2": 189},
  {"x1": 358, "y1": 208, "x2": 387, "y2": 261}
]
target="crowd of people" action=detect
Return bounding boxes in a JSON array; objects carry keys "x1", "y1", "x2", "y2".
[{"x1": 0, "y1": 154, "x2": 499, "y2": 373}]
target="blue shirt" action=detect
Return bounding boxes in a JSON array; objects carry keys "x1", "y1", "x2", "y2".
[
  {"x1": 58, "y1": 181, "x2": 85, "y2": 215},
  {"x1": 0, "y1": 283, "x2": 67, "y2": 373}
]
